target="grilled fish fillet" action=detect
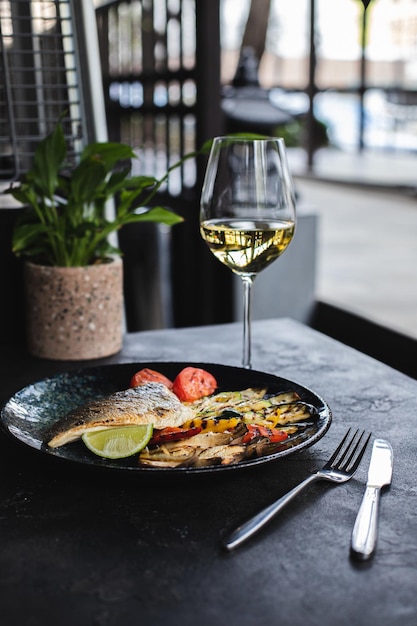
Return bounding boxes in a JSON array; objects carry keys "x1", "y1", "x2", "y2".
[{"x1": 47, "y1": 382, "x2": 194, "y2": 448}]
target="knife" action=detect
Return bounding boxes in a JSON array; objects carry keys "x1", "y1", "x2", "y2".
[{"x1": 351, "y1": 438, "x2": 393, "y2": 560}]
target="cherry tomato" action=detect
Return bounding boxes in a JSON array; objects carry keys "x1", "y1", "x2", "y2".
[
  {"x1": 172, "y1": 367, "x2": 217, "y2": 402},
  {"x1": 130, "y1": 368, "x2": 173, "y2": 389},
  {"x1": 149, "y1": 426, "x2": 202, "y2": 446}
]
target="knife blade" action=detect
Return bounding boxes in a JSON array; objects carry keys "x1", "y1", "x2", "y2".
[{"x1": 351, "y1": 438, "x2": 393, "y2": 560}]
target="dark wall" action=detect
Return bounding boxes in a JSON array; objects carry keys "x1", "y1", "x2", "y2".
[{"x1": 0, "y1": 209, "x2": 26, "y2": 345}]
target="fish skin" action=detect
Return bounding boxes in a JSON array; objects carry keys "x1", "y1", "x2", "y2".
[{"x1": 47, "y1": 382, "x2": 195, "y2": 448}]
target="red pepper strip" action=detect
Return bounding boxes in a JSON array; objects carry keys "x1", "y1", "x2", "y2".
[
  {"x1": 149, "y1": 426, "x2": 202, "y2": 446},
  {"x1": 242, "y1": 424, "x2": 289, "y2": 444}
]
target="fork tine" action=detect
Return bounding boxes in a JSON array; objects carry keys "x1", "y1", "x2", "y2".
[
  {"x1": 328, "y1": 429, "x2": 371, "y2": 474},
  {"x1": 335, "y1": 429, "x2": 366, "y2": 469},
  {"x1": 332, "y1": 429, "x2": 371, "y2": 472},
  {"x1": 327, "y1": 428, "x2": 353, "y2": 466},
  {"x1": 345, "y1": 431, "x2": 372, "y2": 473}
]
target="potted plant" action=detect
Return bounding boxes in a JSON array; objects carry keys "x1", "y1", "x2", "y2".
[{"x1": 6, "y1": 121, "x2": 191, "y2": 360}]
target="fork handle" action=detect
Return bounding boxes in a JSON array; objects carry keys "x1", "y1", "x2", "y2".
[
  {"x1": 351, "y1": 486, "x2": 380, "y2": 559},
  {"x1": 223, "y1": 474, "x2": 319, "y2": 551}
]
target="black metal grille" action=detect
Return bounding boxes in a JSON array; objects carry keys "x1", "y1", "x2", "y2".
[
  {"x1": 96, "y1": 0, "x2": 198, "y2": 196},
  {"x1": 0, "y1": 0, "x2": 86, "y2": 185},
  {"x1": 95, "y1": 0, "x2": 232, "y2": 329}
]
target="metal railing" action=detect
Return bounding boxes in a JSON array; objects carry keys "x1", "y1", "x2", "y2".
[
  {"x1": 95, "y1": 0, "x2": 233, "y2": 329},
  {"x1": 95, "y1": 0, "x2": 199, "y2": 198},
  {"x1": 0, "y1": 0, "x2": 108, "y2": 188}
]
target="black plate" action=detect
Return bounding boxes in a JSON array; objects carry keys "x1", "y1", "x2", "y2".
[{"x1": 0, "y1": 362, "x2": 332, "y2": 474}]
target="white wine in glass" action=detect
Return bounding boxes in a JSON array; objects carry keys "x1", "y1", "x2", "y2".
[{"x1": 200, "y1": 137, "x2": 296, "y2": 369}]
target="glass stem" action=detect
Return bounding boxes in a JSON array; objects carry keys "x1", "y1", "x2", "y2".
[{"x1": 241, "y1": 275, "x2": 255, "y2": 369}]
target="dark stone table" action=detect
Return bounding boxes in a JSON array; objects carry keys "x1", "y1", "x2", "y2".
[{"x1": 1, "y1": 319, "x2": 416, "y2": 625}]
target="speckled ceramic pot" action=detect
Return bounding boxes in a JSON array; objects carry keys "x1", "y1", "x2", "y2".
[{"x1": 24, "y1": 258, "x2": 123, "y2": 360}]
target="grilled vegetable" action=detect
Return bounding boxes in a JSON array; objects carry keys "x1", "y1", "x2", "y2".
[
  {"x1": 137, "y1": 385, "x2": 319, "y2": 468},
  {"x1": 181, "y1": 415, "x2": 241, "y2": 433},
  {"x1": 190, "y1": 388, "x2": 266, "y2": 416},
  {"x1": 149, "y1": 426, "x2": 202, "y2": 445},
  {"x1": 241, "y1": 424, "x2": 289, "y2": 444},
  {"x1": 172, "y1": 367, "x2": 218, "y2": 402},
  {"x1": 130, "y1": 368, "x2": 173, "y2": 389},
  {"x1": 190, "y1": 388, "x2": 313, "y2": 426},
  {"x1": 139, "y1": 432, "x2": 234, "y2": 467}
]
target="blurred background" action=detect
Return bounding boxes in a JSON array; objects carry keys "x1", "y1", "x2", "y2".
[
  {"x1": 1, "y1": 0, "x2": 416, "y2": 372},
  {"x1": 223, "y1": 0, "x2": 417, "y2": 155}
]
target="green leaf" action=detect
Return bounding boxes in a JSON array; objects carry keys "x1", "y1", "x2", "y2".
[
  {"x1": 80, "y1": 142, "x2": 136, "y2": 170},
  {"x1": 32, "y1": 122, "x2": 67, "y2": 198},
  {"x1": 99, "y1": 169, "x2": 145, "y2": 202},
  {"x1": 12, "y1": 223, "x2": 50, "y2": 254},
  {"x1": 125, "y1": 206, "x2": 183, "y2": 226},
  {"x1": 106, "y1": 169, "x2": 133, "y2": 193},
  {"x1": 6, "y1": 183, "x2": 39, "y2": 208},
  {"x1": 94, "y1": 239, "x2": 121, "y2": 259},
  {"x1": 122, "y1": 175, "x2": 157, "y2": 191},
  {"x1": 200, "y1": 138, "x2": 214, "y2": 153},
  {"x1": 70, "y1": 161, "x2": 108, "y2": 205},
  {"x1": 7, "y1": 118, "x2": 202, "y2": 266}
]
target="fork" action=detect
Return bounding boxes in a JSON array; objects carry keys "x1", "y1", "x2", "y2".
[{"x1": 223, "y1": 428, "x2": 372, "y2": 551}]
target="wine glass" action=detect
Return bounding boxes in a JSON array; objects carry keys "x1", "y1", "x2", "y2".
[{"x1": 200, "y1": 137, "x2": 296, "y2": 369}]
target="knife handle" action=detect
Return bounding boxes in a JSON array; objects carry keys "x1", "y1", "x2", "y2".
[{"x1": 351, "y1": 486, "x2": 380, "y2": 559}]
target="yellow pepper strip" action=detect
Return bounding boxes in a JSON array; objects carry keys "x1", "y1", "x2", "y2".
[{"x1": 182, "y1": 417, "x2": 241, "y2": 433}]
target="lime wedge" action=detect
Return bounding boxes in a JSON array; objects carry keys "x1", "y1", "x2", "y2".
[{"x1": 82, "y1": 424, "x2": 153, "y2": 459}]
